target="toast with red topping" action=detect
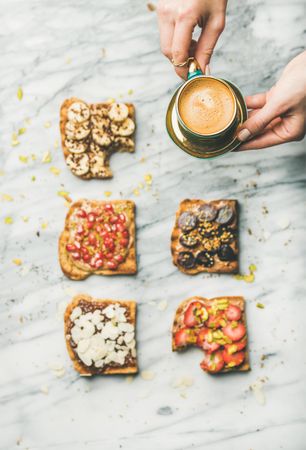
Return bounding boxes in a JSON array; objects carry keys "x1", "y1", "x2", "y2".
[
  {"x1": 172, "y1": 296, "x2": 250, "y2": 374},
  {"x1": 64, "y1": 294, "x2": 137, "y2": 375},
  {"x1": 60, "y1": 98, "x2": 135, "y2": 180},
  {"x1": 59, "y1": 199, "x2": 137, "y2": 280},
  {"x1": 171, "y1": 199, "x2": 239, "y2": 275}
]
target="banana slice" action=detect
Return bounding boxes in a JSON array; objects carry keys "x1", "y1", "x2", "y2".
[
  {"x1": 111, "y1": 118, "x2": 135, "y2": 137},
  {"x1": 113, "y1": 136, "x2": 135, "y2": 151},
  {"x1": 65, "y1": 120, "x2": 91, "y2": 141},
  {"x1": 90, "y1": 104, "x2": 109, "y2": 117},
  {"x1": 65, "y1": 139, "x2": 88, "y2": 154},
  {"x1": 89, "y1": 154, "x2": 112, "y2": 178},
  {"x1": 92, "y1": 128, "x2": 112, "y2": 147},
  {"x1": 108, "y1": 103, "x2": 129, "y2": 122},
  {"x1": 66, "y1": 153, "x2": 89, "y2": 176},
  {"x1": 91, "y1": 116, "x2": 110, "y2": 130},
  {"x1": 67, "y1": 102, "x2": 90, "y2": 123}
]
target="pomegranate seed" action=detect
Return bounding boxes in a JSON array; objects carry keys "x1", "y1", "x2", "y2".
[
  {"x1": 71, "y1": 252, "x2": 81, "y2": 260},
  {"x1": 82, "y1": 253, "x2": 91, "y2": 263},
  {"x1": 114, "y1": 254, "x2": 124, "y2": 263},
  {"x1": 105, "y1": 252, "x2": 114, "y2": 259},
  {"x1": 77, "y1": 209, "x2": 87, "y2": 218},
  {"x1": 116, "y1": 223, "x2": 125, "y2": 232},
  {"x1": 81, "y1": 246, "x2": 88, "y2": 254},
  {"x1": 111, "y1": 224, "x2": 117, "y2": 232},
  {"x1": 120, "y1": 238, "x2": 129, "y2": 248},
  {"x1": 88, "y1": 232, "x2": 97, "y2": 246},
  {"x1": 122, "y1": 230, "x2": 129, "y2": 238},
  {"x1": 95, "y1": 259, "x2": 103, "y2": 269},
  {"x1": 95, "y1": 251, "x2": 104, "y2": 259},
  {"x1": 118, "y1": 214, "x2": 126, "y2": 223},
  {"x1": 76, "y1": 225, "x2": 84, "y2": 234},
  {"x1": 109, "y1": 215, "x2": 118, "y2": 224},
  {"x1": 96, "y1": 225, "x2": 102, "y2": 233},
  {"x1": 104, "y1": 204, "x2": 113, "y2": 212},
  {"x1": 74, "y1": 241, "x2": 81, "y2": 249},
  {"x1": 66, "y1": 244, "x2": 76, "y2": 252},
  {"x1": 106, "y1": 260, "x2": 118, "y2": 270},
  {"x1": 104, "y1": 223, "x2": 111, "y2": 232},
  {"x1": 87, "y1": 221, "x2": 94, "y2": 229},
  {"x1": 105, "y1": 238, "x2": 115, "y2": 249},
  {"x1": 88, "y1": 213, "x2": 96, "y2": 223},
  {"x1": 90, "y1": 257, "x2": 96, "y2": 268}
]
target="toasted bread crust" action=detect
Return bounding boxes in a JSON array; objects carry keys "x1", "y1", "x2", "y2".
[
  {"x1": 172, "y1": 296, "x2": 250, "y2": 373},
  {"x1": 171, "y1": 199, "x2": 239, "y2": 275},
  {"x1": 59, "y1": 199, "x2": 137, "y2": 280},
  {"x1": 60, "y1": 97, "x2": 135, "y2": 180},
  {"x1": 64, "y1": 294, "x2": 138, "y2": 375}
]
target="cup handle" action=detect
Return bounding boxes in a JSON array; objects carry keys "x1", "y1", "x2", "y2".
[{"x1": 187, "y1": 58, "x2": 203, "y2": 80}]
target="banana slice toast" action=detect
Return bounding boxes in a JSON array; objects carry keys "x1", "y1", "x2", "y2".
[
  {"x1": 65, "y1": 294, "x2": 138, "y2": 375},
  {"x1": 59, "y1": 199, "x2": 137, "y2": 280},
  {"x1": 172, "y1": 296, "x2": 250, "y2": 374},
  {"x1": 171, "y1": 199, "x2": 239, "y2": 274},
  {"x1": 60, "y1": 98, "x2": 136, "y2": 179}
]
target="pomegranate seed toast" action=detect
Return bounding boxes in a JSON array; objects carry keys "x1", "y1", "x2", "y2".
[
  {"x1": 64, "y1": 294, "x2": 137, "y2": 375},
  {"x1": 60, "y1": 98, "x2": 135, "y2": 179},
  {"x1": 171, "y1": 199, "x2": 239, "y2": 275},
  {"x1": 172, "y1": 296, "x2": 250, "y2": 374},
  {"x1": 59, "y1": 199, "x2": 137, "y2": 280}
]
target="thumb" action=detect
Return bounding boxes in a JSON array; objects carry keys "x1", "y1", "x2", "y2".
[{"x1": 237, "y1": 104, "x2": 278, "y2": 142}]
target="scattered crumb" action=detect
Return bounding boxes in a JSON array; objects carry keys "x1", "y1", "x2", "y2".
[
  {"x1": 1, "y1": 193, "x2": 14, "y2": 202},
  {"x1": 49, "y1": 166, "x2": 61, "y2": 176},
  {"x1": 147, "y1": 2, "x2": 156, "y2": 11},
  {"x1": 44, "y1": 121, "x2": 51, "y2": 128},
  {"x1": 17, "y1": 87, "x2": 23, "y2": 101},
  {"x1": 157, "y1": 300, "x2": 168, "y2": 311},
  {"x1": 41, "y1": 222, "x2": 48, "y2": 230},
  {"x1": 125, "y1": 376, "x2": 134, "y2": 384},
  {"x1": 104, "y1": 191, "x2": 112, "y2": 197},
  {"x1": 249, "y1": 378, "x2": 267, "y2": 405},
  {"x1": 172, "y1": 376, "x2": 194, "y2": 389},
  {"x1": 256, "y1": 302, "x2": 265, "y2": 309},
  {"x1": 133, "y1": 188, "x2": 140, "y2": 196},
  {"x1": 58, "y1": 191, "x2": 72, "y2": 202},
  {"x1": 4, "y1": 216, "x2": 13, "y2": 224},
  {"x1": 19, "y1": 155, "x2": 28, "y2": 163},
  {"x1": 12, "y1": 258, "x2": 22, "y2": 266},
  {"x1": 42, "y1": 151, "x2": 52, "y2": 163},
  {"x1": 22, "y1": 216, "x2": 29, "y2": 223},
  {"x1": 234, "y1": 264, "x2": 257, "y2": 283}
]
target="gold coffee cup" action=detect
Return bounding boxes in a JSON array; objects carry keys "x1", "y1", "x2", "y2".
[{"x1": 166, "y1": 58, "x2": 247, "y2": 158}]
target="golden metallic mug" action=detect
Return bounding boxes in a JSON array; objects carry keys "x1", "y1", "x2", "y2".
[{"x1": 166, "y1": 58, "x2": 248, "y2": 159}]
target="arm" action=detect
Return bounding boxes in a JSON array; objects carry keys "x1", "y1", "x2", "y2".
[
  {"x1": 237, "y1": 51, "x2": 306, "y2": 150},
  {"x1": 157, "y1": 0, "x2": 228, "y2": 79}
]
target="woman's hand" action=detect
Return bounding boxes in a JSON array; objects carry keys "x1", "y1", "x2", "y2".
[
  {"x1": 237, "y1": 51, "x2": 306, "y2": 150},
  {"x1": 157, "y1": 0, "x2": 227, "y2": 79}
]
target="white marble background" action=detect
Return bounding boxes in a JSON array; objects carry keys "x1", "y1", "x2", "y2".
[{"x1": 0, "y1": 0, "x2": 305, "y2": 449}]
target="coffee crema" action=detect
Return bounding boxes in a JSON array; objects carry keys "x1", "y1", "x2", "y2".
[{"x1": 178, "y1": 78, "x2": 236, "y2": 135}]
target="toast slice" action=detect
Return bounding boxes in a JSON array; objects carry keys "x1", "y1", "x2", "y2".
[
  {"x1": 64, "y1": 294, "x2": 138, "y2": 375},
  {"x1": 59, "y1": 199, "x2": 137, "y2": 280},
  {"x1": 171, "y1": 199, "x2": 239, "y2": 275},
  {"x1": 172, "y1": 296, "x2": 250, "y2": 374},
  {"x1": 60, "y1": 97, "x2": 135, "y2": 180}
]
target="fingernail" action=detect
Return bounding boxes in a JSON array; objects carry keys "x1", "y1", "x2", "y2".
[
  {"x1": 237, "y1": 129, "x2": 251, "y2": 142},
  {"x1": 205, "y1": 64, "x2": 211, "y2": 75}
]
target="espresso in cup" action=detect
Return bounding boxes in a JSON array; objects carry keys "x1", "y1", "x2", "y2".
[{"x1": 177, "y1": 77, "x2": 236, "y2": 136}]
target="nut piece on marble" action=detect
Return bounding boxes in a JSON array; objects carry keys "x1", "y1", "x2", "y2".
[
  {"x1": 64, "y1": 294, "x2": 138, "y2": 376},
  {"x1": 60, "y1": 98, "x2": 136, "y2": 180}
]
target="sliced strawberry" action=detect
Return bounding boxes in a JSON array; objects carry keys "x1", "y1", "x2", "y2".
[
  {"x1": 200, "y1": 351, "x2": 224, "y2": 373},
  {"x1": 183, "y1": 301, "x2": 208, "y2": 327},
  {"x1": 82, "y1": 253, "x2": 91, "y2": 263},
  {"x1": 206, "y1": 311, "x2": 225, "y2": 329},
  {"x1": 174, "y1": 328, "x2": 196, "y2": 348},
  {"x1": 224, "y1": 338, "x2": 247, "y2": 354},
  {"x1": 196, "y1": 328, "x2": 220, "y2": 353},
  {"x1": 225, "y1": 304, "x2": 242, "y2": 321},
  {"x1": 222, "y1": 349, "x2": 245, "y2": 367},
  {"x1": 222, "y1": 322, "x2": 246, "y2": 342}
]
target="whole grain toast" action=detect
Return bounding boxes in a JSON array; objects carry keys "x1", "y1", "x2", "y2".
[
  {"x1": 64, "y1": 294, "x2": 138, "y2": 375},
  {"x1": 171, "y1": 199, "x2": 239, "y2": 275},
  {"x1": 59, "y1": 199, "x2": 137, "y2": 280}
]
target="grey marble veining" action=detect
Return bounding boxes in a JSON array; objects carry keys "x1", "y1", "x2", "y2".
[{"x1": 0, "y1": 0, "x2": 305, "y2": 449}]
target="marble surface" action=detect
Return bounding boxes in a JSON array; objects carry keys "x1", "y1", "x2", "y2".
[{"x1": 0, "y1": 0, "x2": 305, "y2": 449}]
